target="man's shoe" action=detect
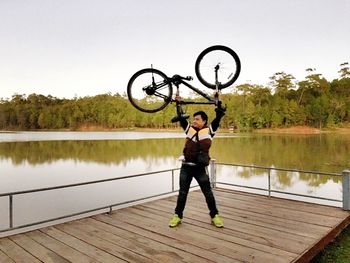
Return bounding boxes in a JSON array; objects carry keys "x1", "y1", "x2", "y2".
[
  {"x1": 212, "y1": 214, "x2": 224, "y2": 228},
  {"x1": 169, "y1": 214, "x2": 182, "y2": 227}
]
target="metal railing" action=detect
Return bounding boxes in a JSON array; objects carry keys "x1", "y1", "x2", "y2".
[
  {"x1": 1, "y1": 161, "x2": 349, "y2": 236},
  {"x1": 211, "y1": 161, "x2": 348, "y2": 207},
  {"x1": 0, "y1": 168, "x2": 182, "y2": 234}
]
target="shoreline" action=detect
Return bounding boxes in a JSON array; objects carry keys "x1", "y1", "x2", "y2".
[
  {"x1": 2, "y1": 126, "x2": 350, "y2": 135},
  {"x1": 253, "y1": 126, "x2": 350, "y2": 135},
  {"x1": 71, "y1": 125, "x2": 350, "y2": 135}
]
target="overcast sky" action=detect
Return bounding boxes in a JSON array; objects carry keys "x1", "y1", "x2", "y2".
[{"x1": 1, "y1": 0, "x2": 349, "y2": 99}]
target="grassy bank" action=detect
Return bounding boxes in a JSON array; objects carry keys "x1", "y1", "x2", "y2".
[{"x1": 312, "y1": 225, "x2": 350, "y2": 262}]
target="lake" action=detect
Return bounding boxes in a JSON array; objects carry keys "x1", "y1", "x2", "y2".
[{"x1": 1, "y1": 131, "x2": 350, "y2": 232}]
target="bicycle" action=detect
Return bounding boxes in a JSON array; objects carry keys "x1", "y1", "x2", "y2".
[{"x1": 127, "y1": 45, "x2": 241, "y2": 114}]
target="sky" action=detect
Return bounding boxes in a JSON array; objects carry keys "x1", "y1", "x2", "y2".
[{"x1": 0, "y1": 0, "x2": 349, "y2": 99}]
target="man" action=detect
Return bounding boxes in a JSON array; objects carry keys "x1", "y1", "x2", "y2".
[{"x1": 169, "y1": 103, "x2": 226, "y2": 228}]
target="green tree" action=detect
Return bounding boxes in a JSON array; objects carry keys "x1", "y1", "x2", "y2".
[
  {"x1": 269, "y1": 72, "x2": 296, "y2": 99},
  {"x1": 338, "y1": 62, "x2": 350, "y2": 79}
]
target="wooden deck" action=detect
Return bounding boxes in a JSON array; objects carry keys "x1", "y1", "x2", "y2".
[{"x1": 0, "y1": 188, "x2": 349, "y2": 263}]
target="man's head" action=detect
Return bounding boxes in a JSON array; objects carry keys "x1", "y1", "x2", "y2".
[{"x1": 192, "y1": 111, "x2": 208, "y2": 129}]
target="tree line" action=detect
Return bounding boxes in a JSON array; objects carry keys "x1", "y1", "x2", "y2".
[{"x1": 1, "y1": 63, "x2": 350, "y2": 131}]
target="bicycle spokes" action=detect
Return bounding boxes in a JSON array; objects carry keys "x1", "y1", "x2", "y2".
[
  {"x1": 127, "y1": 68, "x2": 173, "y2": 113},
  {"x1": 143, "y1": 81, "x2": 167, "y2": 96},
  {"x1": 195, "y1": 45, "x2": 241, "y2": 89},
  {"x1": 199, "y1": 51, "x2": 236, "y2": 86}
]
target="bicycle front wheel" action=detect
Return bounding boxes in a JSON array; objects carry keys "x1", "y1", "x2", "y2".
[
  {"x1": 195, "y1": 45, "x2": 241, "y2": 90},
  {"x1": 127, "y1": 68, "x2": 173, "y2": 113}
]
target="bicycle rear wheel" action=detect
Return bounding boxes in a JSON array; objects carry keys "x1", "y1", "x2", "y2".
[
  {"x1": 127, "y1": 68, "x2": 173, "y2": 113},
  {"x1": 195, "y1": 45, "x2": 241, "y2": 90}
]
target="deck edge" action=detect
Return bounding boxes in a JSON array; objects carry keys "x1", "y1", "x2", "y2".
[{"x1": 293, "y1": 213, "x2": 350, "y2": 263}]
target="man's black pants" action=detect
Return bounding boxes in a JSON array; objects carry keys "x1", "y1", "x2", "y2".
[{"x1": 174, "y1": 163, "x2": 218, "y2": 219}]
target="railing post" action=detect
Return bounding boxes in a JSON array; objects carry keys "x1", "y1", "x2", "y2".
[
  {"x1": 210, "y1": 159, "x2": 217, "y2": 189},
  {"x1": 171, "y1": 169, "x2": 175, "y2": 192},
  {"x1": 268, "y1": 168, "x2": 271, "y2": 198},
  {"x1": 9, "y1": 195, "x2": 13, "y2": 229},
  {"x1": 342, "y1": 170, "x2": 350, "y2": 210}
]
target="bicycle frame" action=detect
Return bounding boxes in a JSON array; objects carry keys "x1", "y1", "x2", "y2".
[{"x1": 168, "y1": 75, "x2": 220, "y2": 106}]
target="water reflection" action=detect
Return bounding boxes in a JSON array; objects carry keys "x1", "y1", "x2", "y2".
[
  {"x1": 1, "y1": 134, "x2": 350, "y2": 171},
  {"x1": 0, "y1": 139, "x2": 183, "y2": 166},
  {"x1": 211, "y1": 134, "x2": 350, "y2": 173},
  {"x1": 1, "y1": 134, "x2": 350, "y2": 191},
  {"x1": 216, "y1": 165, "x2": 342, "y2": 205}
]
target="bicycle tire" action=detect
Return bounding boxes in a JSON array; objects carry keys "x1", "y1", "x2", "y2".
[
  {"x1": 195, "y1": 45, "x2": 241, "y2": 90},
  {"x1": 127, "y1": 68, "x2": 173, "y2": 113}
]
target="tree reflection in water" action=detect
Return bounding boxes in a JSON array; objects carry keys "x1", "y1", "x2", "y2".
[{"x1": 0, "y1": 133, "x2": 349, "y2": 191}]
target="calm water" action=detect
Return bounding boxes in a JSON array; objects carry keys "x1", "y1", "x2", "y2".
[{"x1": 1, "y1": 131, "x2": 350, "y2": 231}]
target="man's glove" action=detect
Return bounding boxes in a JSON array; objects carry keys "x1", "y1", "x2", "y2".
[
  {"x1": 172, "y1": 104, "x2": 189, "y2": 123},
  {"x1": 171, "y1": 114, "x2": 189, "y2": 123},
  {"x1": 215, "y1": 102, "x2": 226, "y2": 118}
]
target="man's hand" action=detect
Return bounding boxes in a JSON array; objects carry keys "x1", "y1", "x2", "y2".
[{"x1": 172, "y1": 104, "x2": 189, "y2": 123}]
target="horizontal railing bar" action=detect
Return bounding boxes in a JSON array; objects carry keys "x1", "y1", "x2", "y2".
[
  {"x1": 270, "y1": 189, "x2": 342, "y2": 202},
  {"x1": 0, "y1": 184, "x2": 199, "y2": 233},
  {"x1": 216, "y1": 181, "x2": 342, "y2": 203},
  {"x1": 0, "y1": 168, "x2": 180, "y2": 197},
  {"x1": 216, "y1": 162, "x2": 342, "y2": 177},
  {"x1": 217, "y1": 182, "x2": 268, "y2": 192},
  {"x1": 0, "y1": 189, "x2": 180, "y2": 233}
]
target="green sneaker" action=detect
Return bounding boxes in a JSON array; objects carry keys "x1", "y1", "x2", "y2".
[
  {"x1": 169, "y1": 214, "x2": 182, "y2": 227},
  {"x1": 212, "y1": 214, "x2": 224, "y2": 228}
]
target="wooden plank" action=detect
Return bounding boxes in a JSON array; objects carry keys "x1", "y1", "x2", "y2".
[
  {"x1": 26, "y1": 230, "x2": 98, "y2": 263},
  {"x1": 55, "y1": 221, "x2": 154, "y2": 263},
  {"x1": 40, "y1": 226, "x2": 125, "y2": 263},
  {"x1": 93, "y1": 213, "x2": 235, "y2": 263},
  {"x1": 0, "y1": 249, "x2": 15, "y2": 263},
  {"x1": 83, "y1": 217, "x2": 213, "y2": 263},
  {"x1": 110, "y1": 207, "x2": 293, "y2": 263},
  {"x1": 0, "y1": 237, "x2": 41, "y2": 263},
  {"x1": 154, "y1": 197, "x2": 329, "y2": 238},
  {"x1": 68, "y1": 218, "x2": 208, "y2": 263},
  {"x1": 215, "y1": 188, "x2": 347, "y2": 218},
  {"x1": 9, "y1": 233, "x2": 69, "y2": 263},
  {"x1": 144, "y1": 198, "x2": 313, "y2": 254},
  {"x1": 95, "y1": 213, "x2": 240, "y2": 263},
  {"x1": 213, "y1": 189, "x2": 347, "y2": 218},
  {"x1": 187, "y1": 191, "x2": 343, "y2": 227},
  {"x1": 135, "y1": 204, "x2": 298, "y2": 260}
]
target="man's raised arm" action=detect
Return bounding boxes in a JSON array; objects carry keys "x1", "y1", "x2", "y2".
[{"x1": 210, "y1": 103, "x2": 226, "y2": 136}]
